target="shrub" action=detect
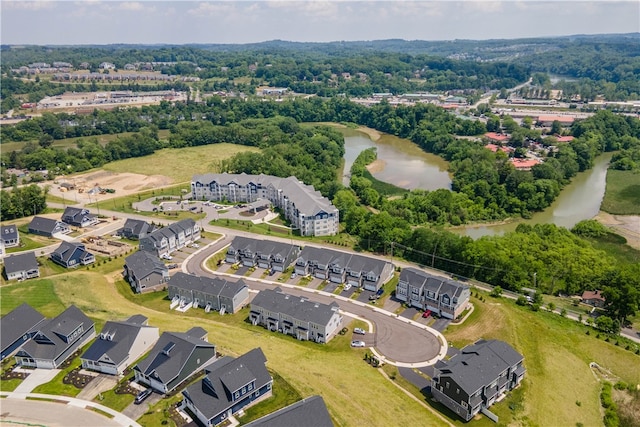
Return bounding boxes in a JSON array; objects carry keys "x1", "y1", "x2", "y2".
[{"x1": 516, "y1": 296, "x2": 528, "y2": 306}]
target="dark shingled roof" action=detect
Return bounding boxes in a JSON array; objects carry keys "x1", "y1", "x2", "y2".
[
  {"x1": 183, "y1": 348, "x2": 271, "y2": 421},
  {"x1": 125, "y1": 251, "x2": 167, "y2": 279},
  {"x1": 18, "y1": 305, "x2": 94, "y2": 361},
  {"x1": 3, "y1": 252, "x2": 38, "y2": 276},
  {"x1": 1, "y1": 303, "x2": 46, "y2": 354},
  {"x1": 1, "y1": 225, "x2": 18, "y2": 243},
  {"x1": 437, "y1": 339, "x2": 524, "y2": 395},
  {"x1": 251, "y1": 288, "x2": 339, "y2": 326},
  {"x1": 169, "y1": 272, "x2": 248, "y2": 300},
  {"x1": 135, "y1": 329, "x2": 214, "y2": 384},
  {"x1": 244, "y1": 395, "x2": 334, "y2": 427},
  {"x1": 29, "y1": 216, "x2": 64, "y2": 235},
  {"x1": 81, "y1": 317, "x2": 157, "y2": 366}
]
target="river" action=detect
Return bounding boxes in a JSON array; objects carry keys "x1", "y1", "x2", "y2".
[
  {"x1": 341, "y1": 129, "x2": 452, "y2": 190},
  {"x1": 341, "y1": 127, "x2": 613, "y2": 239}
]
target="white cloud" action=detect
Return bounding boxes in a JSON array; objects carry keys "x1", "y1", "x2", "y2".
[
  {"x1": 2, "y1": 0, "x2": 55, "y2": 11},
  {"x1": 187, "y1": 2, "x2": 239, "y2": 16}
]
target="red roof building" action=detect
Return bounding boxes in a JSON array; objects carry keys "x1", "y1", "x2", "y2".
[
  {"x1": 509, "y1": 158, "x2": 542, "y2": 171},
  {"x1": 555, "y1": 136, "x2": 575, "y2": 143},
  {"x1": 537, "y1": 115, "x2": 575, "y2": 127},
  {"x1": 484, "y1": 132, "x2": 510, "y2": 143},
  {"x1": 485, "y1": 144, "x2": 513, "y2": 154},
  {"x1": 581, "y1": 290, "x2": 606, "y2": 308}
]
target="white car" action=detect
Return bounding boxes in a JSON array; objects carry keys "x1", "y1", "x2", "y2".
[
  {"x1": 192, "y1": 243, "x2": 200, "y2": 249},
  {"x1": 351, "y1": 340, "x2": 366, "y2": 348},
  {"x1": 343, "y1": 284, "x2": 352, "y2": 291},
  {"x1": 354, "y1": 328, "x2": 366, "y2": 335}
]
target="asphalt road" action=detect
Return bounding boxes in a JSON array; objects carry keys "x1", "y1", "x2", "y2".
[{"x1": 185, "y1": 238, "x2": 442, "y2": 365}]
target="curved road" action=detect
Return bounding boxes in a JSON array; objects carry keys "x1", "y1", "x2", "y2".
[{"x1": 185, "y1": 236, "x2": 446, "y2": 367}]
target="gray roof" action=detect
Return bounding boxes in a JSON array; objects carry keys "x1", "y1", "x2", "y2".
[
  {"x1": 135, "y1": 329, "x2": 214, "y2": 384},
  {"x1": 1, "y1": 303, "x2": 46, "y2": 353},
  {"x1": 122, "y1": 219, "x2": 153, "y2": 236},
  {"x1": 62, "y1": 207, "x2": 94, "y2": 224},
  {"x1": 28, "y1": 216, "x2": 63, "y2": 234},
  {"x1": 52, "y1": 242, "x2": 92, "y2": 264},
  {"x1": 183, "y1": 348, "x2": 271, "y2": 421},
  {"x1": 400, "y1": 268, "x2": 468, "y2": 298},
  {"x1": 1, "y1": 225, "x2": 18, "y2": 243},
  {"x1": 244, "y1": 395, "x2": 334, "y2": 427},
  {"x1": 4, "y1": 252, "x2": 38, "y2": 275},
  {"x1": 296, "y1": 246, "x2": 336, "y2": 267},
  {"x1": 18, "y1": 305, "x2": 94, "y2": 361},
  {"x1": 125, "y1": 251, "x2": 167, "y2": 279},
  {"x1": 297, "y1": 247, "x2": 392, "y2": 278},
  {"x1": 169, "y1": 272, "x2": 248, "y2": 300},
  {"x1": 143, "y1": 219, "x2": 196, "y2": 246},
  {"x1": 251, "y1": 288, "x2": 339, "y2": 326},
  {"x1": 81, "y1": 317, "x2": 157, "y2": 365},
  {"x1": 192, "y1": 173, "x2": 337, "y2": 217},
  {"x1": 229, "y1": 236, "x2": 298, "y2": 259},
  {"x1": 436, "y1": 339, "x2": 524, "y2": 395},
  {"x1": 126, "y1": 314, "x2": 149, "y2": 325}
]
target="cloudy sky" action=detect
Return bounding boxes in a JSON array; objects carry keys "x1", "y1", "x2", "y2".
[{"x1": 1, "y1": 1, "x2": 638, "y2": 45}]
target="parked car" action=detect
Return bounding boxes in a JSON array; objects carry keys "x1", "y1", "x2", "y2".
[
  {"x1": 354, "y1": 328, "x2": 366, "y2": 335},
  {"x1": 422, "y1": 310, "x2": 432, "y2": 318},
  {"x1": 343, "y1": 283, "x2": 352, "y2": 291},
  {"x1": 192, "y1": 243, "x2": 200, "y2": 249},
  {"x1": 161, "y1": 254, "x2": 172, "y2": 260},
  {"x1": 376, "y1": 288, "x2": 384, "y2": 297},
  {"x1": 351, "y1": 340, "x2": 366, "y2": 348},
  {"x1": 134, "y1": 388, "x2": 152, "y2": 404},
  {"x1": 290, "y1": 272, "x2": 297, "y2": 279}
]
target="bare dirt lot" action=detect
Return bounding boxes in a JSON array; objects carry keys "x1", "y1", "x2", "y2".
[{"x1": 48, "y1": 170, "x2": 173, "y2": 204}]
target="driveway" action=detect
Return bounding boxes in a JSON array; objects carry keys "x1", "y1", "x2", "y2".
[
  {"x1": 431, "y1": 318, "x2": 451, "y2": 332},
  {"x1": 122, "y1": 390, "x2": 162, "y2": 420},
  {"x1": 399, "y1": 367, "x2": 431, "y2": 392},
  {"x1": 399, "y1": 307, "x2": 421, "y2": 320},
  {"x1": 76, "y1": 373, "x2": 118, "y2": 401},
  {"x1": 12, "y1": 368, "x2": 60, "y2": 393}
]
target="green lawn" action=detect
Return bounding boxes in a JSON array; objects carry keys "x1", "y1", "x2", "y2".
[
  {"x1": 95, "y1": 387, "x2": 135, "y2": 412},
  {"x1": 444, "y1": 293, "x2": 640, "y2": 426},
  {"x1": 601, "y1": 169, "x2": 640, "y2": 215},
  {"x1": 101, "y1": 143, "x2": 259, "y2": 183},
  {"x1": 586, "y1": 231, "x2": 640, "y2": 265},
  {"x1": 237, "y1": 371, "x2": 303, "y2": 424}
]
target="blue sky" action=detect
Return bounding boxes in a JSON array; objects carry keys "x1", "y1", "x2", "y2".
[{"x1": 1, "y1": 1, "x2": 639, "y2": 45}]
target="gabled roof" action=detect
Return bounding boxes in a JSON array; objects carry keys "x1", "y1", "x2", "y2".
[
  {"x1": 0, "y1": 225, "x2": 18, "y2": 242},
  {"x1": 122, "y1": 219, "x2": 154, "y2": 236},
  {"x1": 62, "y1": 207, "x2": 91, "y2": 222},
  {"x1": 52, "y1": 242, "x2": 92, "y2": 263},
  {"x1": 251, "y1": 288, "x2": 339, "y2": 326},
  {"x1": 1, "y1": 303, "x2": 46, "y2": 353},
  {"x1": 29, "y1": 216, "x2": 63, "y2": 234},
  {"x1": 135, "y1": 329, "x2": 214, "y2": 384},
  {"x1": 125, "y1": 251, "x2": 167, "y2": 279},
  {"x1": 296, "y1": 246, "x2": 335, "y2": 267},
  {"x1": 244, "y1": 395, "x2": 334, "y2": 427},
  {"x1": 4, "y1": 252, "x2": 39, "y2": 275},
  {"x1": 81, "y1": 317, "x2": 158, "y2": 366},
  {"x1": 400, "y1": 268, "x2": 468, "y2": 298},
  {"x1": 581, "y1": 290, "x2": 605, "y2": 302},
  {"x1": 18, "y1": 305, "x2": 94, "y2": 361},
  {"x1": 169, "y1": 272, "x2": 247, "y2": 300},
  {"x1": 228, "y1": 236, "x2": 298, "y2": 261},
  {"x1": 436, "y1": 339, "x2": 524, "y2": 395},
  {"x1": 143, "y1": 219, "x2": 196, "y2": 246},
  {"x1": 184, "y1": 348, "x2": 271, "y2": 421}
]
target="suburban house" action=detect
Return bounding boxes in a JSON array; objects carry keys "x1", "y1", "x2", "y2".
[
  {"x1": 182, "y1": 348, "x2": 273, "y2": 427},
  {"x1": 80, "y1": 315, "x2": 160, "y2": 375},
  {"x1": 15, "y1": 305, "x2": 96, "y2": 369},
  {"x1": 51, "y1": 242, "x2": 95, "y2": 268},
  {"x1": 3, "y1": 252, "x2": 40, "y2": 281},
  {"x1": 123, "y1": 251, "x2": 169, "y2": 293},
  {"x1": 581, "y1": 290, "x2": 606, "y2": 308},
  {"x1": 484, "y1": 132, "x2": 510, "y2": 143},
  {"x1": 139, "y1": 219, "x2": 201, "y2": 257},
  {"x1": 168, "y1": 272, "x2": 249, "y2": 315},
  {"x1": 28, "y1": 216, "x2": 71, "y2": 237},
  {"x1": 294, "y1": 247, "x2": 394, "y2": 291},
  {"x1": 0, "y1": 225, "x2": 20, "y2": 248},
  {"x1": 431, "y1": 339, "x2": 526, "y2": 422},
  {"x1": 133, "y1": 327, "x2": 217, "y2": 394},
  {"x1": 244, "y1": 395, "x2": 334, "y2": 427},
  {"x1": 191, "y1": 173, "x2": 339, "y2": 237},
  {"x1": 61, "y1": 207, "x2": 98, "y2": 228},
  {"x1": 1, "y1": 303, "x2": 46, "y2": 361},
  {"x1": 249, "y1": 288, "x2": 343, "y2": 343},
  {"x1": 120, "y1": 219, "x2": 156, "y2": 240},
  {"x1": 395, "y1": 268, "x2": 470, "y2": 320},
  {"x1": 225, "y1": 236, "x2": 300, "y2": 272}
]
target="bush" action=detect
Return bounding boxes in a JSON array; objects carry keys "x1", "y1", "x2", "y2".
[
  {"x1": 516, "y1": 296, "x2": 528, "y2": 306},
  {"x1": 490, "y1": 286, "x2": 503, "y2": 297}
]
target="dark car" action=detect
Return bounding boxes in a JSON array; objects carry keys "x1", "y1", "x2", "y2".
[
  {"x1": 134, "y1": 388, "x2": 152, "y2": 404},
  {"x1": 376, "y1": 288, "x2": 384, "y2": 297}
]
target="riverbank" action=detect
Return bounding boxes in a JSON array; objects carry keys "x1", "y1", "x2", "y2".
[
  {"x1": 594, "y1": 212, "x2": 640, "y2": 250},
  {"x1": 366, "y1": 159, "x2": 386, "y2": 173}
]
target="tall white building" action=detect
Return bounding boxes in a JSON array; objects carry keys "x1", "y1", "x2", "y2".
[{"x1": 192, "y1": 173, "x2": 339, "y2": 237}]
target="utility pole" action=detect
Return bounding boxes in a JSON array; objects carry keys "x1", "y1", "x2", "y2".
[{"x1": 431, "y1": 240, "x2": 439, "y2": 268}]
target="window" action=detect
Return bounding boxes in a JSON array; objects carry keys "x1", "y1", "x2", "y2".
[
  {"x1": 234, "y1": 391, "x2": 239, "y2": 399},
  {"x1": 248, "y1": 383, "x2": 253, "y2": 391}
]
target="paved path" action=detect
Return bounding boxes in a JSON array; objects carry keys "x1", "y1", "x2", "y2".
[{"x1": 0, "y1": 392, "x2": 142, "y2": 427}]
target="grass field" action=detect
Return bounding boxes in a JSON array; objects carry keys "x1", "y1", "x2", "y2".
[
  {"x1": 444, "y1": 293, "x2": 640, "y2": 426},
  {"x1": 601, "y1": 169, "x2": 640, "y2": 215},
  {"x1": 100, "y1": 143, "x2": 259, "y2": 183}
]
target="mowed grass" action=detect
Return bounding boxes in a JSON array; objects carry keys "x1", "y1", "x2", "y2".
[
  {"x1": 444, "y1": 294, "x2": 640, "y2": 426},
  {"x1": 101, "y1": 143, "x2": 259, "y2": 183},
  {"x1": 0, "y1": 270, "x2": 445, "y2": 427},
  {"x1": 601, "y1": 169, "x2": 640, "y2": 215}
]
